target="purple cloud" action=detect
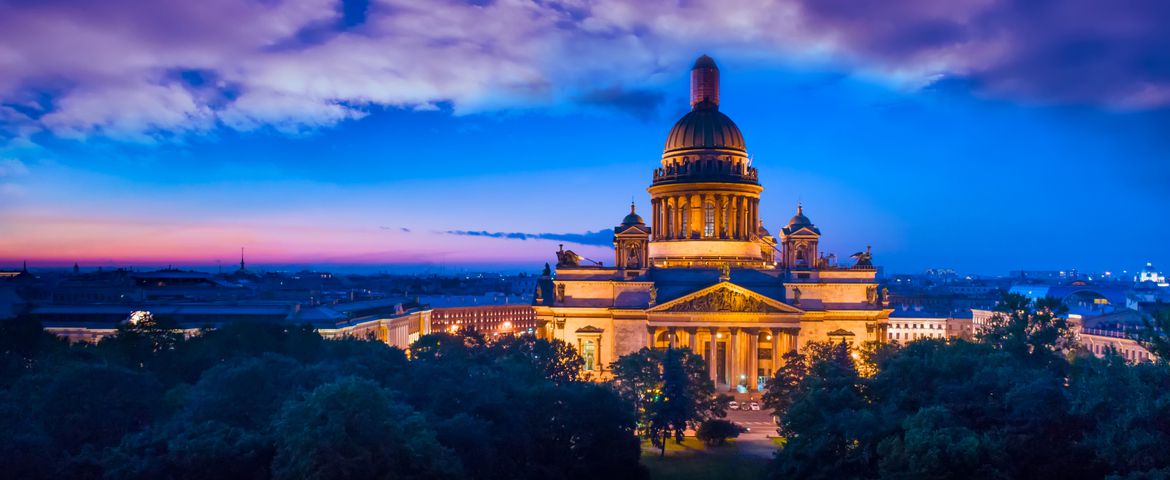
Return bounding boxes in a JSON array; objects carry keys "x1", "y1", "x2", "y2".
[
  {"x1": 0, "y1": 0, "x2": 1166, "y2": 143},
  {"x1": 792, "y1": 0, "x2": 1170, "y2": 108}
]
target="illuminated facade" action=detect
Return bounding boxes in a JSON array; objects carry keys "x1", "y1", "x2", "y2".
[{"x1": 535, "y1": 56, "x2": 891, "y2": 391}]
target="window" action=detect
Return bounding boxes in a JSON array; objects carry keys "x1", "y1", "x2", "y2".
[
  {"x1": 681, "y1": 204, "x2": 690, "y2": 237},
  {"x1": 583, "y1": 340, "x2": 596, "y2": 371},
  {"x1": 703, "y1": 202, "x2": 715, "y2": 238},
  {"x1": 665, "y1": 204, "x2": 674, "y2": 238}
]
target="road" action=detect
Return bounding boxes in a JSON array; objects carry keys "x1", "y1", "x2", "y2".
[{"x1": 723, "y1": 403, "x2": 779, "y2": 459}]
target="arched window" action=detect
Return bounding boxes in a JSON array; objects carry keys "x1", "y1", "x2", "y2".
[
  {"x1": 681, "y1": 202, "x2": 690, "y2": 238},
  {"x1": 703, "y1": 202, "x2": 715, "y2": 238}
]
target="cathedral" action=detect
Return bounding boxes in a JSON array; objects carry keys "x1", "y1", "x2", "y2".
[{"x1": 534, "y1": 55, "x2": 891, "y2": 392}]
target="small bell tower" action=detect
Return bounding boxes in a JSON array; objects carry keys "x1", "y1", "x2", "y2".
[
  {"x1": 780, "y1": 203, "x2": 821, "y2": 269},
  {"x1": 614, "y1": 203, "x2": 650, "y2": 271}
]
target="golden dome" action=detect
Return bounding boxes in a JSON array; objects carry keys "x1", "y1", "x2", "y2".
[{"x1": 663, "y1": 108, "x2": 746, "y2": 155}]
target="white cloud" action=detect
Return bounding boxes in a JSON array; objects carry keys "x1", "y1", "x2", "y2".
[{"x1": 0, "y1": 0, "x2": 1166, "y2": 144}]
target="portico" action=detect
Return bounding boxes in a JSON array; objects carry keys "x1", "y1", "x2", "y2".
[{"x1": 532, "y1": 55, "x2": 891, "y2": 390}]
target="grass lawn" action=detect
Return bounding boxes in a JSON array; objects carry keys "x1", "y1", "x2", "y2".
[{"x1": 641, "y1": 437, "x2": 770, "y2": 480}]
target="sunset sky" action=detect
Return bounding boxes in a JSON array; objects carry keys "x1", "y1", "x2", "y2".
[{"x1": 1, "y1": 0, "x2": 1168, "y2": 274}]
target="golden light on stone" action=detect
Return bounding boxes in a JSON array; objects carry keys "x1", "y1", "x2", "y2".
[{"x1": 533, "y1": 54, "x2": 891, "y2": 393}]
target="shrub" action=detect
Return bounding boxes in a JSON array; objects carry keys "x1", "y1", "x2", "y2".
[{"x1": 696, "y1": 419, "x2": 744, "y2": 446}]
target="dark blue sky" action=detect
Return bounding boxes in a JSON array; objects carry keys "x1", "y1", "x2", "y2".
[{"x1": 1, "y1": 0, "x2": 1167, "y2": 276}]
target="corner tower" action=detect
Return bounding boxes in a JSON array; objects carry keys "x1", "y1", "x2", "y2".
[{"x1": 647, "y1": 55, "x2": 768, "y2": 268}]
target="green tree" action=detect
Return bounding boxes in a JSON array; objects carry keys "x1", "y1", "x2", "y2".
[
  {"x1": 696, "y1": 419, "x2": 744, "y2": 446},
  {"x1": 102, "y1": 420, "x2": 275, "y2": 480},
  {"x1": 488, "y1": 334, "x2": 583, "y2": 385},
  {"x1": 25, "y1": 363, "x2": 165, "y2": 454},
  {"x1": 772, "y1": 341, "x2": 874, "y2": 479},
  {"x1": 272, "y1": 377, "x2": 462, "y2": 480},
  {"x1": 181, "y1": 353, "x2": 320, "y2": 430},
  {"x1": 96, "y1": 313, "x2": 185, "y2": 370},
  {"x1": 1138, "y1": 303, "x2": 1170, "y2": 360},
  {"x1": 611, "y1": 347, "x2": 722, "y2": 456},
  {"x1": 762, "y1": 350, "x2": 808, "y2": 429},
  {"x1": 0, "y1": 315, "x2": 67, "y2": 386},
  {"x1": 978, "y1": 293, "x2": 1073, "y2": 360}
]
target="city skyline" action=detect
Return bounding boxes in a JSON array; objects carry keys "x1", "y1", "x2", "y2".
[{"x1": 2, "y1": 0, "x2": 1168, "y2": 275}]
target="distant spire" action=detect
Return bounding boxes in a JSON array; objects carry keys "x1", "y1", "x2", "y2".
[
  {"x1": 690, "y1": 54, "x2": 720, "y2": 110},
  {"x1": 630, "y1": 201, "x2": 637, "y2": 214},
  {"x1": 73, "y1": 262, "x2": 80, "y2": 274},
  {"x1": 21, "y1": 260, "x2": 28, "y2": 273},
  {"x1": 239, "y1": 247, "x2": 246, "y2": 271}
]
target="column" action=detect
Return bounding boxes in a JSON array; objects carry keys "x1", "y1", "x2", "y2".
[
  {"x1": 686, "y1": 328, "x2": 697, "y2": 352},
  {"x1": 673, "y1": 196, "x2": 683, "y2": 237},
  {"x1": 712, "y1": 194, "x2": 721, "y2": 240},
  {"x1": 691, "y1": 194, "x2": 700, "y2": 238},
  {"x1": 750, "y1": 199, "x2": 757, "y2": 236},
  {"x1": 669, "y1": 328, "x2": 678, "y2": 349},
  {"x1": 741, "y1": 197, "x2": 749, "y2": 240},
  {"x1": 708, "y1": 328, "x2": 718, "y2": 385},
  {"x1": 652, "y1": 199, "x2": 660, "y2": 240},
  {"x1": 749, "y1": 330, "x2": 759, "y2": 391},
  {"x1": 647, "y1": 327, "x2": 656, "y2": 349},
  {"x1": 728, "y1": 327, "x2": 739, "y2": 389},
  {"x1": 721, "y1": 196, "x2": 729, "y2": 239},
  {"x1": 725, "y1": 195, "x2": 734, "y2": 238},
  {"x1": 771, "y1": 328, "x2": 780, "y2": 372}
]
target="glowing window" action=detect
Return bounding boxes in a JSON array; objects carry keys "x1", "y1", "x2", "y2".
[
  {"x1": 583, "y1": 340, "x2": 596, "y2": 371},
  {"x1": 703, "y1": 202, "x2": 715, "y2": 238}
]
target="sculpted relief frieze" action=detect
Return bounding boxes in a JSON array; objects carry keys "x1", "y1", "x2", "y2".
[{"x1": 661, "y1": 287, "x2": 784, "y2": 313}]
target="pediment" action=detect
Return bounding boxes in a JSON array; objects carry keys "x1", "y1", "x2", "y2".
[
  {"x1": 615, "y1": 224, "x2": 650, "y2": 236},
  {"x1": 650, "y1": 282, "x2": 802, "y2": 314},
  {"x1": 785, "y1": 227, "x2": 820, "y2": 237}
]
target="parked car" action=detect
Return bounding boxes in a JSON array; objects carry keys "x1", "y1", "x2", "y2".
[
  {"x1": 727, "y1": 401, "x2": 739, "y2": 411},
  {"x1": 749, "y1": 401, "x2": 761, "y2": 411}
]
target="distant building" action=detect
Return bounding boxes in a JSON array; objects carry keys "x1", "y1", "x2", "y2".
[
  {"x1": 1075, "y1": 309, "x2": 1156, "y2": 363},
  {"x1": 1138, "y1": 262, "x2": 1167, "y2": 286},
  {"x1": 431, "y1": 305, "x2": 538, "y2": 337},
  {"x1": 887, "y1": 311, "x2": 974, "y2": 342},
  {"x1": 35, "y1": 299, "x2": 431, "y2": 350},
  {"x1": 973, "y1": 307, "x2": 1157, "y2": 364}
]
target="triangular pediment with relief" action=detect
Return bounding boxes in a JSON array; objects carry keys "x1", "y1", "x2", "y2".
[{"x1": 649, "y1": 283, "x2": 803, "y2": 314}]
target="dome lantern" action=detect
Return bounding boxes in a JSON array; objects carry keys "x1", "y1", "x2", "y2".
[{"x1": 691, "y1": 54, "x2": 719, "y2": 110}]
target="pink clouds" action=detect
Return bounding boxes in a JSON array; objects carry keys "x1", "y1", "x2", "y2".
[{"x1": 0, "y1": 0, "x2": 1167, "y2": 144}]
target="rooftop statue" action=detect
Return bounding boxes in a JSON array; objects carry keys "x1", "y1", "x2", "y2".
[
  {"x1": 851, "y1": 245, "x2": 874, "y2": 267},
  {"x1": 556, "y1": 244, "x2": 582, "y2": 267}
]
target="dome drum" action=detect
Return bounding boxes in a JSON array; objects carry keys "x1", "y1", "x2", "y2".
[{"x1": 652, "y1": 158, "x2": 758, "y2": 186}]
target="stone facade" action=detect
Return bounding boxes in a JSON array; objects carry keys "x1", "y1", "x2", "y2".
[{"x1": 534, "y1": 56, "x2": 891, "y2": 392}]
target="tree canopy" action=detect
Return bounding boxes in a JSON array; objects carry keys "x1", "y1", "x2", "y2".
[
  {"x1": 768, "y1": 295, "x2": 1170, "y2": 479},
  {"x1": 0, "y1": 316, "x2": 646, "y2": 480},
  {"x1": 611, "y1": 347, "x2": 727, "y2": 456}
]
